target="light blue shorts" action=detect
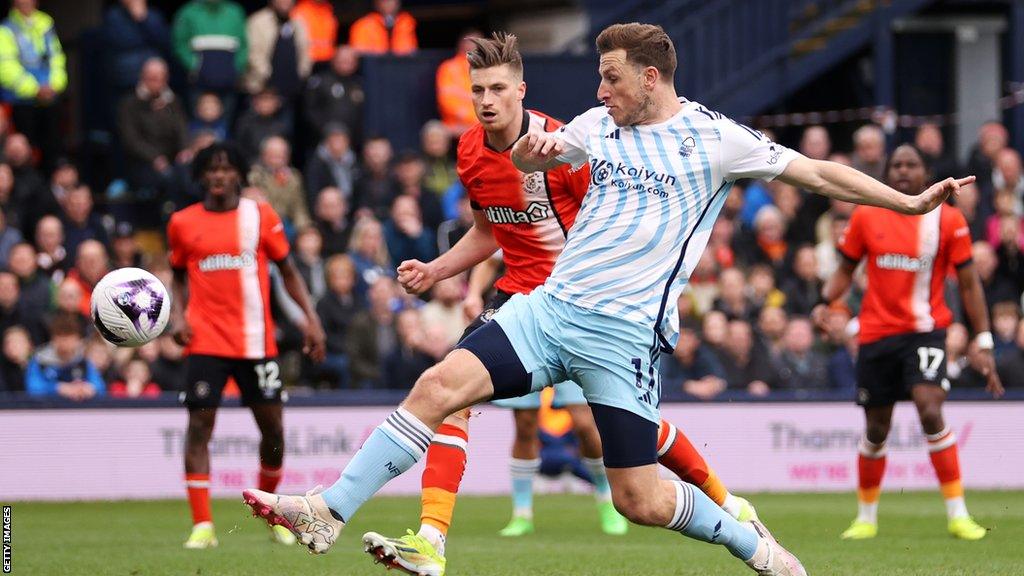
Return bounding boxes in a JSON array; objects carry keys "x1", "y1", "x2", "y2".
[
  {"x1": 492, "y1": 380, "x2": 587, "y2": 410},
  {"x1": 491, "y1": 287, "x2": 662, "y2": 423}
]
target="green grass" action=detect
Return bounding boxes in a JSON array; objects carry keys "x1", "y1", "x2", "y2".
[{"x1": 7, "y1": 491, "x2": 1022, "y2": 575}]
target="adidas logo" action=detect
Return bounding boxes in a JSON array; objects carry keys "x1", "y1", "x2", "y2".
[{"x1": 605, "y1": 129, "x2": 621, "y2": 140}]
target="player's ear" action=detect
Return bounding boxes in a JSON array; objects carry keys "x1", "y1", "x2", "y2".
[
  {"x1": 517, "y1": 80, "x2": 526, "y2": 101},
  {"x1": 643, "y1": 66, "x2": 659, "y2": 90}
]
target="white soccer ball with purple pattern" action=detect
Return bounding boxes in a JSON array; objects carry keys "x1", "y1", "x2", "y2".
[{"x1": 90, "y1": 267, "x2": 171, "y2": 347}]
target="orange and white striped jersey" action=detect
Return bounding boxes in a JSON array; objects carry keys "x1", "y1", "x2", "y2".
[
  {"x1": 838, "y1": 203, "x2": 973, "y2": 344},
  {"x1": 167, "y1": 198, "x2": 290, "y2": 359}
]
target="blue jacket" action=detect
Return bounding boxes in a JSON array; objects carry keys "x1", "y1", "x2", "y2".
[
  {"x1": 103, "y1": 5, "x2": 171, "y2": 90},
  {"x1": 25, "y1": 345, "x2": 106, "y2": 397}
]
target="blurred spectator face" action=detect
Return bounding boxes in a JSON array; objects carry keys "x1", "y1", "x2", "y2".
[
  {"x1": 332, "y1": 45, "x2": 359, "y2": 76},
  {"x1": 674, "y1": 327, "x2": 700, "y2": 359},
  {"x1": 296, "y1": 227, "x2": 323, "y2": 260},
  {"x1": 725, "y1": 320, "x2": 754, "y2": 357},
  {"x1": 702, "y1": 311, "x2": 727, "y2": 347},
  {"x1": 0, "y1": 164, "x2": 13, "y2": 201},
  {"x1": 971, "y1": 242, "x2": 996, "y2": 281},
  {"x1": 978, "y1": 122, "x2": 1008, "y2": 160},
  {"x1": 196, "y1": 94, "x2": 223, "y2": 123},
  {"x1": 368, "y1": 277, "x2": 395, "y2": 313},
  {"x1": 396, "y1": 308, "x2": 422, "y2": 346},
  {"x1": 946, "y1": 322, "x2": 968, "y2": 357},
  {"x1": 326, "y1": 255, "x2": 356, "y2": 295},
  {"x1": 261, "y1": 137, "x2": 290, "y2": 170},
  {"x1": 35, "y1": 216, "x2": 63, "y2": 254},
  {"x1": 800, "y1": 126, "x2": 830, "y2": 160},
  {"x1": 421, "y1": 121, "x2": 450, "y2": 158},
  {"x1": 270, "y1": 0, "x2": 294, "y2": 15},
  {"x1": 691, "y1": 250, "x2": 718, "y2": 281},
  {"x1": 830, "y1": 197, "x2": 854, "y2": 217},
  {"x1": 748, "y1": 265, "x2": 775, "y2": 299},
  {"x1": 957, "y1": 183, "x2": 979, "y2": 220},
  {"x1": 52, "y1": 162, "x2": 79, "y2": 191},
  {"x1": 325, "y1": 131, "x2": 351, "y2": 158},
  {"x1": 8, "y1": 243, "x2": 37, "y2": 277},
  {"x1": 470, "y1": 62, "x2": 525, "y2": 134},
  {"x1": 854, "y1": 125, "x2": 885, "y2": 164},
  {"x1": 85, "y1": 338, "x2": 112, "y2": 372},
  {"x1": 4, "y1": 134, "x2": 32, "y2": 167},
  {"x1": 395, "y1": 156, "x2": 426, "y2": 188},
  {"x1": 353, "y1": 217, "x2": 385, "y2": 259},
  {"x1": 759, "y1": 306, "x2": 788, "y2": 342},
  {"x1": 53, "y1": 332, "x2": 83, "y2": 362},
  {"x1": 886, "y1": 145, "x2": 928, "y2": 194},
  {"x1": 375, "y1": 0, "x2": 400, "y2": 17},
  {"x1": 391, "y1": 195, "x2": 421, "y2": 226},
  {"x1": 754, "y1": 207, "x2": 784, "y2": 243},
  {"x1": 824, "y1": 305, "x2": 851, "y2": 344},
  {"x1": 13, "y1": 0, "x2": 35, "y2": 15},
  {"x1": 123, "y1": 359, "x2": 153, "y2": 389},
  {"x1": 113, "y1": 232, "x2": 139, "y2": 265},
  {"x1": 140, "y1": 58, "x2": 169, "y2": 95},
  {"x1": 457, "y1": 30, "x2": 482, "y2": 56},
  {"x1": 431, "y1": 276, "x2": 463, "y2": 306},
  {"x1": 76, "y1": 241, "x2": 109, "y2": 285},
  {"x1": 363, "y1": 138, "x2": 393, "y2": 175},
  {"x1": 915, "y1": 124, "x2": 943, "y2": 157},
  {"x1": 0, "y1": 272, "x2": 19, "y2": 308},
  {"x1": 770, "y1": 181, "x2": 800, "y2": 219},
  {"x1": 793, "y1": 246, "x2": 817, "y2": 281},
  {"x1": 137, "y1": 340, "x2": 159, "y2": 363},
  {"x1": 64, "y1": 186, "x2": 93, "y2": 225},
  {"x1": 724, "y1": 183, "x2": 744, "y2": 217},
  {"x1": 718, "y1": 267, "x2": 745, "y2": 304},
  {"x1": 1016, "y1": 318, "x2": 1024, "y2": 349},
  {"x1": 783, "y1": 318, "x2": 814, "y2": 354},
  {"x1": 992, "y1": 302, "x2": 1020, "y2": 342},
  {"x1": 709, "y1": 218, "x2": 733, "y2": 247},
  {"x1": 56, "y1": 280, "x2": 82, "y2": 313},
  {"x1": 315, "y1": 187, "x2": 347, "y2": 225},
  {"x1": 995, "y1": 148, "x2": 1022, "y2": 188},
  {"x1": 253, "y1": 91, "x2": 281, "y2": 117},
  {"x1": 993, "y1": 189, "x2": 1015, "y2": 216},
  {"x1": 3, "y1": 327, "x2": 32, "y2": 365}
]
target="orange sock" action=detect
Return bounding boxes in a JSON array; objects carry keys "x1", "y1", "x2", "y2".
[
  {"x1": 857, "y1": 438, "x2": 886, "y2": 506},
  {"x1": 927, "y1": 428, "x2": 963, "y2": 500},
  {"x1": 185, "y1": 473, "x2": 212, "y2": 525},
  {"x1": 259, "y1": 463, "x2": 282, "y2": 493},
  {"x1": 656, "y1": 419, "x2": 727, "y2": 505},
  {"x1": 420, "y1": 423, "x2": 468, "y2": 535}
]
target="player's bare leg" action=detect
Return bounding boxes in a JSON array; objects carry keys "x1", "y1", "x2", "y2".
[
  {"x1": 184, "y1": 407, "x2": 218, "y2": 549},
  {"x1": 244, "y1": 349, "x2": 493, "y2": 554},
  {"x1": 565, "y1": 404, "x2": 628, "y2": 535},
  {"x1": 605, "y1": 464, "x2": 805, "y2": 576},
  {"x1": 250, "y1": 404, "x2": 296, "y2": 545},
  {"x1": 911, "y1": 384, "x2": 986, "y2": 540},
  {"x1": 498, "y1": 409, "x2": 541, "y2": 536},
  {"x1": 842, "y1": 404, "x2": 893, "y2": 540}
]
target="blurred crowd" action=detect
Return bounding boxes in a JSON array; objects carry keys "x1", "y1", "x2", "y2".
[{"x1": 0, "y1": 0, "x2": 1021, "y2": 402}]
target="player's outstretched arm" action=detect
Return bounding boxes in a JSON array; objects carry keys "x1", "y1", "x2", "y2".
[
  {"x1": 511, "y1": 131, "x2": 568, "y2": 174},
  {"x1": 277, "y1": 256, "x2": 327, "y2": 363},
  {"x1": 778, "y1": 156, "x2": 974, "y2": 215},
  {"x1": 397, "y1": 210, "x2": 499, "y2": 295},
  {"x1": 956, "y1": 262, "x2": 1005, "y2": 399},
  {"x1": 170, "y1": 267, "x2": 192, "y2": 347}
]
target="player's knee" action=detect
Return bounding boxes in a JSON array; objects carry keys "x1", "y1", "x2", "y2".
[
  {"x1": 186, "y1": 419, "x2": 214, "y2": 446},
  {"x1": 610, "y1": 485, "x2": 658, "y2": 526},
  {"x1": 917, "y1": 405, "x2": 944, "y2": 433},
  {"x1": 864, "y1": 420, "x2": 891, "y2": 444},
  {"x1": 409, "y1": 364, "x2": 464, "y2": 418}
]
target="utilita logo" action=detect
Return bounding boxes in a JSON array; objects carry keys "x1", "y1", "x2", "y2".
[
  {"x1": 484, "y1": 202, "x2": 551, "y2": 225},
  {"x1": 875, "y1": 253, "x2": 933, "y2": 272},
  {"x1": 198, "y1": 251, "x2": 257, "y2": 272}
]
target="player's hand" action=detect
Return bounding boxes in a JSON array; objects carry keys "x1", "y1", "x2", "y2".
[
  {"x1": 172, "y1": 317, "x2": 192, "y2": 347},
  {"x1": 904, "y1": 176, "x2": 975, "y2": 214},
  {"x1": 396, "y1": 259, "x2": 436, "y2": 295},
  {"x1": 302, "y1": 315, "x2": 327, "y2": 363},
  {"x1": 511, "y1": 132, "x2": 564, "y2": 171},
  {"x1": 976, "y1": 349, "x2": 1005, "y2": 399},
  {"x1": 463, "y1": 293, "x2": 484, "y2": 322}
]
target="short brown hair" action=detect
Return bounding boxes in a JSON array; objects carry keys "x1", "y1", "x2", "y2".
[
  {"x1": 596, "y1": 23, "x2": 676, "y2": 81},
  {"x1": 50, "y1": 312, "x2": 83, "y2": 338},
  {"x1": 467, "y1": 32, "x2": 523, "y2": 77}
]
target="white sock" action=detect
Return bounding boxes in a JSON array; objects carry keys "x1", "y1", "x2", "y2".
[
  {"x1": 721, "y1": 493, "x2": 743, "y2": 520},
  {"x1": 856, "y1": 502, "x2": 878, "y2": 524},
  {"x1": 417, "y1": 523, "x2": 446, "y2": 556},
  {"x1": 193, "y1": 520, "x2": 213, "y2": 529},
  {"x1": 945, "y1": 496, "x2": 969, "y2": 520}
]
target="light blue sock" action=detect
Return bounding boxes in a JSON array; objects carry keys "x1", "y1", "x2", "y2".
[
  {"x1": 667, "y1": 481, "x2": 758, "y2": 561},
  {"x1": 320, "y1": 407, "x2": 433, "y2": 522},
  {"x1": 582, "y1": 457, "x2": 613, "y2": 503},
  {"x1": 509, "y1": 458, "x2": 540, "y2": 518}
]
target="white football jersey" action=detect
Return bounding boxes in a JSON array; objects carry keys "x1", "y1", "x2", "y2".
[{"x1": 546, "y1": 99, "x2": 799, "y2": 349}]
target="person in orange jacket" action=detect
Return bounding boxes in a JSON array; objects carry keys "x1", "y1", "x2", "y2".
[
  {"x1": 435, "y1": 30, "x2": 481, "y2": 136},
  {"x1": 349, "y1": 0, "x2": 416, "y2": 55},
  {"x1": 291, "y1": 0, "x2": 337, "y2": 66}
]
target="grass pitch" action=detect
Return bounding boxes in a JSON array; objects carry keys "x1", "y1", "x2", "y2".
[{"x1": 7, "y1": 491, "x2": 1021, "y2": 575}]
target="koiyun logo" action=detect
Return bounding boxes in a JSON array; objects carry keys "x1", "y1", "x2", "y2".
[
  {"x1": 875, "y1": 253, "x2": 933, "y2": 272},
  {"x1": 199, "y1": 250, "x2": 257, "y2": 272},
  {"x1": 589, "y1": 158, "x2": 677, "y2": 187}
]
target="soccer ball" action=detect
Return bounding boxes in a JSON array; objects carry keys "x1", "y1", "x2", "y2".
[{"x1": 90, "y1": 267, "x2": 171, "y2": 347}]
